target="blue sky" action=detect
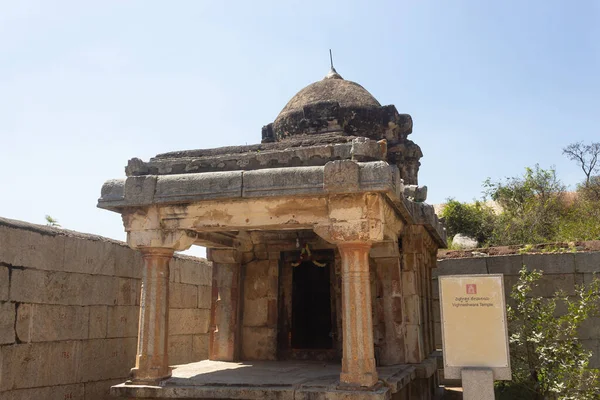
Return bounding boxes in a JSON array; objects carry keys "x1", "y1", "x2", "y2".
[{"x1": 1, "y1": 1, "x2": 598, "y2": 256}]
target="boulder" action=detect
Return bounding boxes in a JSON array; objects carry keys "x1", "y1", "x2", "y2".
[{"x1": 452, "y1": 234, "x2": 478, "y2": 250}]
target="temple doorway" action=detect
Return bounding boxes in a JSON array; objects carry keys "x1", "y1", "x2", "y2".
[
  {"x1": 279, "y1": 249, "x2": 338, "y2": 361},
  {"x1": 291, "y1": 260, "x2": 332, "y2": 349}
]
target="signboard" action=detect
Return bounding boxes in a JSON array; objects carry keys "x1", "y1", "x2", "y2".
[{"x1": 439, "y1": 274, "x2": 511, "y2": 380}]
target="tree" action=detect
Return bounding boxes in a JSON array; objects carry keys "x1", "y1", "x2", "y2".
[
  {"x1": 562, "y1": 141, "x2": 600, "y2": 188},
  {"x1": 498, "y1": 267, "x2": 600, "y2": 399},
  {"x1": 483, "y1": 165, "x2": 566, "y2": 245},
  {"x1": 440, "y1": 199, "x2": 496, "y2": 245},
  {"x1": 45, "y1": 215, "x2": 61, "y2": 227}
]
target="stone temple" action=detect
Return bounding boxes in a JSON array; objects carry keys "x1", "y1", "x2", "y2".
[{"x1": 98, "y1": 66, "x2": 446, "y2": 400}]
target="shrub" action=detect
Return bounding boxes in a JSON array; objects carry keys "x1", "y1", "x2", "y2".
[
  {"x1": 496, "y1": 267, "x2": 600, "y2": 399},
  {"x1": 440, "y1": 198, "x2": 496, "y2": 245}
]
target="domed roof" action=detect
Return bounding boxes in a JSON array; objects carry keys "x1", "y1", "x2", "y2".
[
  {"x1": 276, "y1": 69, "x2": 381, "y2": 117},
  {"x1": 262, "y1": 68, "x2": 410, "y2": 144}
]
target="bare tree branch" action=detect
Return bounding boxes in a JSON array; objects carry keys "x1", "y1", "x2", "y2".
[{"x1": 562, "y1": 141, "x2": 600, "y2": 186}]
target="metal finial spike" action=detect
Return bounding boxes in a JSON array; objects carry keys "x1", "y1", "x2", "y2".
[
  {"x1": 329, "y1": 49, "x2": 334, "y2": 69},
  {"x1": 325, "y1": 49, "x2": 343, "y2": 80}
]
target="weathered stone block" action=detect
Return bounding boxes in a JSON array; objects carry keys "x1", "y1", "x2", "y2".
[
  {"x1": 169, "y1": 334, "x2": 193, "y2": 365},
  {"x1": 114, "y1": 244, "x2": 142, "y2": 279},
  {"x1": 207, "y1": 249, "x2": 241, "y2": 264},
  {"x1": 241, "y1": 327, "x2": 277, "y2": 360},
  {"x1": 155, "y1": 171, "x2": 242, "y2": 202},
  {"x1": 578, "y1": 317, "x2": 600, "y2": 340},
  {"x1": 11, "y1": 269, "x2": 118, "y2": 306},
  {"x1": 523, "y1": 253, "x2": 576, "y2": 274},
  {"x1": 169, "y1": 308, "x2": 210, "y2": 335},
  {"x1": 2, "y1": 383, "x2": 85, "y2": 400},
  {"x1": 63, "y1": 237, "x2": 116, "y2": 276},
  {"x1": 531, "y1": 274, "x2": 576, "y2": 297},
  {"x1": 243, "y1": 166, "x2": 324, "y2": 197},
  {"x1": 169, "y1": 282, "x2": 199, "y2": 309},
  {"x1": 16, "y1": 304, "x2": 88, "y2": 342},
  {"x1": 0, "y1": 265, "x2": 8, "y2": 301},
  {"x1": 107, "y1": 306, "x2": 139, "y2": 338},
  {"x1": 403, "y1": 294, "x2": 421, "y2": 325},
  {"x1": 170, "y1": 257, "x2": 212, "y2": 286},
  {"x1": 434, "y1": 258, "x2": 487, "y2": 277},
  {"x1": 78, "y1": 337, "x2": 137, "y2": 382},
  {"x1": 193, "y1": 333, "x2": 209, "y2": 361},
  {"x1": 0, "y1": 225, "x2": 65, "y2": 271},
  {"x1": 404, "y1": 324, "x2": 424, "y2": 363},
  {"x1": 486, "y1": 255, "x2": 524, "y2": 275},
  {"x1": 0, "y1": 301, "x2": 15, "y2": 344},
  {"x1": 0, "y1": 341, "x2": 81, "y2": 390},
  {"x1": 323, "y1": 160, "x2": 359, "y2": 193},
  {"x1": 117, "y1": 277, "x2": 139, "y2": 306},
  {"x1": 84, "y1": 379, "x2": 124, "y2": 400},
  {"x1": 198, "y1": 285, "x2": 212, "y2": 309},
  {"x1": 243, "y1": 298, "x2": 271, "y2": 327},
  {"x1": 244, "y1": 260, "x2": 277, "y2": 300},
  {"x1": 582, "y1": 339, "x2": 600, "y2": 369},
  {"x1": 583, "y1": 272, "x2": 599, "y2": 285},
  {"x1": 124, "y1": 175, "x2": 158, "y2": 205},
  {"x1": 575, "y1": 252, "x2": 600, "y2": 273},
  {"x1": 401, "y1": 270, "x2": 418, "y2": 296},
  {"x1": 89, "y1": 305, "x2": 108, "y2": 339}
]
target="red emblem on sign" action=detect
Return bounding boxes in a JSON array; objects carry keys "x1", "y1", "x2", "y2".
[{"x1": 466, "y1": 284, "x2": 477, "y2": 294}]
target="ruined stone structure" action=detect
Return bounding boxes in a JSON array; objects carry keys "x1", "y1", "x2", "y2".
[{"x1": 98, "y1": 67, "x2": 446, "y2": 399}]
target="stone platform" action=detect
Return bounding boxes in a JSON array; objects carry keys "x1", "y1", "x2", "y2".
[{"x1": 111, "y1": 360, "x2": 416, "y2": 400}]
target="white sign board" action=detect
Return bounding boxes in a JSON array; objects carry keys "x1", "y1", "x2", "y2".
[{"x1": 439, "y1": 274, "x2": 511, "y2": 380}]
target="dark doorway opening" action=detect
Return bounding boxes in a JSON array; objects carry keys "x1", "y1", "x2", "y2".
[{"x1": 291, "y1": 261, "x2": 333, "y2": 349}]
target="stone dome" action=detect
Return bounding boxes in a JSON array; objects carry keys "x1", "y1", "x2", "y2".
[
  {"x1": 262, "y1": 68, "x2": 412, "y2": 144},
  {"x1": 277, "y1": 72, "x2": 381, "y2": 117}
]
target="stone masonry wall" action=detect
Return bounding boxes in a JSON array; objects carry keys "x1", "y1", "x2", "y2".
[
  {"x1": 432, "y1": 251, "x2": 600, "y2": 378},
  {"x1": 0, "y1": 217, "x2": 212, "y2": 400}
]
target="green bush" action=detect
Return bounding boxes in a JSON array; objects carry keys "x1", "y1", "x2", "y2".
[
  {"x1": 484, "y1": 165, "x2": 567, "y2": 246},
  {"x1": 496, "y1": 267, "x2": 600, "y2": 399},
  {"x1": 440, "y1": 198, "x2": 496, "y2": 245}
]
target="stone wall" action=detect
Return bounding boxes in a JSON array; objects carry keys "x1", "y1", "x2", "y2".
[
  {"x1": 0, "y1": 217, "x2": 212, "y2": 400},
  {"x1": 432, "y1": 251, "x2": 600, "y2": 378}
]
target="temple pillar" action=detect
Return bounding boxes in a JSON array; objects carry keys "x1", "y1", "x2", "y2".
[
  {"x1": 207, "y1": 249, "x2": 242, "y2": 361},
  {"x1": 122, "y1": 207, "x2": 196, "y2": 384},
  {"x1": 131, "y1": 247, "x2": 174, "y2": 382},
  {"x1": 338, "y1": 242, "x2": 378, "y2": 387},
  {"x1": 401, "y1": 226, "x2": 426, "y2": 364},
  {"x1": 372, "y1": 249, "x2": 406, "y2": 365}
]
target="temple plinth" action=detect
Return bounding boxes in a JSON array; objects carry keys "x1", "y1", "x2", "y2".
[{"x1": 99, "y1": 67, "x2": 446, "y2": 400}]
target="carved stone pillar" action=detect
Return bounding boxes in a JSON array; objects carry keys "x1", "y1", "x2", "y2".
[
  {"x1": 208, "y1": 249, "x2": 242, "y2": 361},
  {"x1": 131, "y1": 248, "x2": 174, "y2": 383},
  {"x1": 338, "y1": 242, "x2": 378, "y2": 387},
  {"x1": 122, "y1": 207, "x2": 196, "y2": 384}
]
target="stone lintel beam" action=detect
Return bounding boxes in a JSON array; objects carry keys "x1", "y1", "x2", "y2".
[
  {"x1": 194, "y1": 232, "x2": 253, "y2": 251},
  {"x1": 207, "y1": 249, "x2": 242, "y2": 362}
]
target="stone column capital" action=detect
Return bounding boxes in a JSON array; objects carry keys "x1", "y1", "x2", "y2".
[
  {"x1": 122, "y1": 207, "x2": 196, "y2": 251},
  {"x1": 314, "y1": 221, "x2": 374, "y2": 244}
]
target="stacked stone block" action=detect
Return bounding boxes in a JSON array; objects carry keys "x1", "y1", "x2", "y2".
[
  {"x1": 0, "y1": 218, "x2": 211, "y2": 400},
  {"x1": 432, "y1": 251, "x2": 600, "y2": 382}
]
